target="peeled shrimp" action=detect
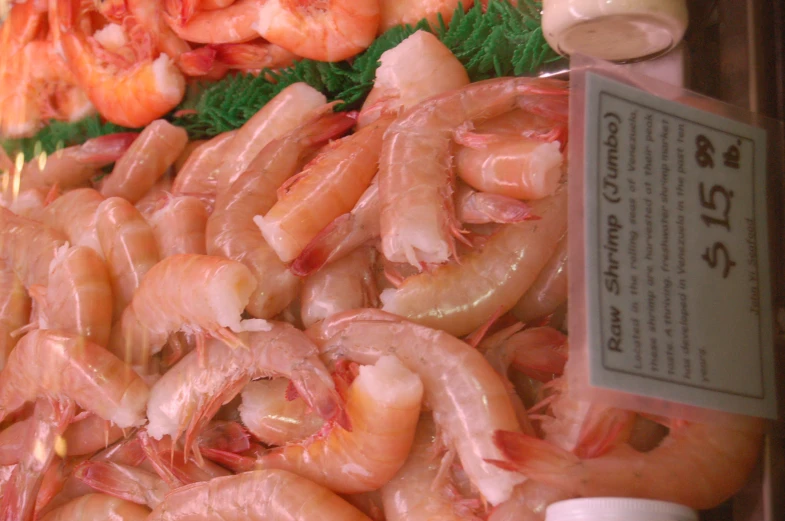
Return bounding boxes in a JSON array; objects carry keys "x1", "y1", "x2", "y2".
[
  {"x1": 96, "y1": 197, "x2": 160, "y2": 322},
  {"x1": 100, "y1": 120, "x2": 189, "y2": 204},
  {"x1": 512, "y1": 234, "x2": 568, "y2": 324},
  {"x1": 300, "y1": 246, "x2": 379, "y2": 328},
  {"x1": 313, "y1": 309, "x2": 526, "y2": 506},
  {"x1": 0, "y1": 330, "x2": 149, "y2": 428},
  {"x1": 39, "y1": 494, "x2": 150, "y2": 521},
  {"x1": 379, "y1": 0, "x2": 471, "y2": 32},
  {"x1": 148, "y1": 469, "x2": 372, "y2": 520},
  {"x1": 113, "y1": 254, "x2": 260, "y2": 367},
  {"x1": 381, "y1": 185, "x2": 568, "y2": 337},
  {"x1": 256, "y1": 114, "x2": 391, "y2": 263},
  {"x1": 147, "y1": 195, "x2": 208, "y2": 257},
  {"x1": 253, "y1": 356, "x2": 422, "y2": 494},
  {"x1": 206, "y1": 110, "x2": 355, "y2": 318},
  {"x1": 379, "y1": 77, "x2": 568, "y2": 267},
  {"x1": 492, "y1": 411, "x2": 766, "y2": 510},
  {"x1": 0, "y1": 260, "x2": 30, "y2": 370},
  {"x1": 43, "y1": 188, "x2": 105, "y2": 256},
  {"x1": 255, "y1": 0, "x2": 380, "y2": 62},
  {"x1": 0, "y1": 208, "x2": 67, "y2": 289},
  {"x1": 239, "y1": 378, "x2": 324, "y2": 446},
  {"x1": 172, "y1": 130, "x2": 236, "y2": 209},
  {"x1": 146, "y1": 322, "x2": 344, "y2": 454}
]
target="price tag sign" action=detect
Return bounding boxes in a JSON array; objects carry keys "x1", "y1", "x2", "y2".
[{"x1": 580, "y1": 71, "x2": 777, "y2": 418}]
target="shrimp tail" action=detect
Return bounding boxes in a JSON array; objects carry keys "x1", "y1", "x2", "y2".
[
  {"x1": 196, "y1": 421, "x2": 251, "y2": 454},
  {"x1": 177, "y1": 46, "x2": 218, "y2": 76},
  {"x1": 509, "y1": 328, "x2": 568, "y2": 381},
  {"x1": 574, "y1": 407, "x2": 637, "y2": 459},
  {"x1": 292, "y1": 366, "x2": 352, "y2": 432},
  {"x1": 290, "y1": 213, "x2": 354, "y2": 276},
  {"x1": 137, "y1": 431, "x2": 184, "y2": 490},
  {"x1": 489, "y1": 430, "x2": 579, "y2": 475},
  {"x1": 470, "y1": 193, "x2": 539, "y2": 224},
  {"x1": 72, "y1": 461, "x2": 151, "y2": 505},
  {"x1": 198, "y1": 447, "x2": 256, "y2": 473},
  {"x1": 464, "y1": 306, "x2": 508, "y2": 348},
  {"x1": 76, "y1": 133, "x2": 140, "y2": 163}
]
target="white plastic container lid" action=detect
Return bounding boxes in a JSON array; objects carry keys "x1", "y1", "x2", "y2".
[{"x1": 545, "y1": 498, "x2": 699, "y2": 521}]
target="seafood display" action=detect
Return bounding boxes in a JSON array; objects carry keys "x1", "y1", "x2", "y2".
[{"x1": 0, "y1": 3, "x2": 769, "y2": 521}]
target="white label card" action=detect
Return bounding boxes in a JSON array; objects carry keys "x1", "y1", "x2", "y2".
[{"x1": 583, "y1": 72, "x2": 777, "y2": 418}]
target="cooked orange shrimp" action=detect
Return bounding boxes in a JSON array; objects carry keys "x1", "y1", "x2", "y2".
[
  {"x1": 314, "y1": 309, "x2": 526, "y2": 506},
  {"x1": 179, "y1": 40, "x2": 296, "y2": 76},
  {"x1": 167, "y1": 0, "x2": 237, "y2": 26},
  {"x1": 0, "y1": 330, "x2": 149, "y2": 428},
  {"x1": 113, "y1": 254, "x2": 263, "y2": 367},
  {"x1": 43, "y1": 188, "x2": 105, "y2": 256},
  {"x1": 254, "y1": 0, "x2": 380, "y2": 62},
  {"x1": 492, "y1": 410, "x2": 766, "y2": 510},
  {"x1": 96, "y1": 197, "x2": 160, "y2": 318},
  {"x1": 358, "y1": 30, "x2": 469, "y2": 128},
  {"x1": 147, "y1": 195, "x2": 208, "y2": 257},
  {"x1": 0, "y1": 260, "x2": 30, "y2": 371},
  {"x1": 146, "y1": 322, "x2": 345, "y2": 455},
  {"x1": 381, "y1": 414, "x2": 484, "y2": 521},
  {"x1": 172, "y1": 130, "x2": 236, "y2": 209},
  {"x1": 256, "y1": 114, "x2": 391, "y2": 263},
  {"x1": 55, "y1": 0, "x2": 187, "y2": 127},
  {"x1": 163, "y1": 0, "x2": 262, "y2": 44},
  {"x1": 512, "y1": 234, "x2": 568, "y2": 323},
  {"x1": 207, "y1": 110, "x2": 355, "y2": 318},
  {"x1": 127, "y1": 0, "x2": 191, "y2": 60},
  {"x1": 300, "y1": 247, "x2": 379, "y2": 328},
  {"x1": 379, "y1": 0, "x2": 472, "y2": 32},
  {"x1": 211, "y1": 82, "x2": 328, "y2": 192},
  {"x1": 38, "y1": 245, "x2": 114, "y2": 346},
  {"x1": 239, "y1": 378, "x2": 324, "y2": 446},
  {"x1": 148, "y1": 469, "x2": 372, "y2": 520},
  {"x1": 100, "y1": 120, "x2": 188, "y2": 204},
  {"x1": 0, "y1": 208, "x2": 68, "y2": 289},
  {"x1": 380, "y1": 185, "x2": 568, "y2": 337},
  {"x1": 18, "y1": 133, "x2": 138, "y2": 193},
  {"x1": 379, "y1": 77, "x2": 568, "y2": 268},
  {"x1": 39, "y1": 494, "x2": 150, "y2": 521}
]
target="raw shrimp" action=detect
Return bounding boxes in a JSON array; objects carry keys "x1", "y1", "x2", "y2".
[
  {"x1": 42, "y1": 188, "x2": 105, "y2": 256},
  {"x1": 0, "y1": 208, "x2": 68, "y2": 289},
  {"x1": 358, "y1": 30, "x2": 469, "y2": 128},
  {"x1": 480, "y1": 325, "x2": 568, "y2": 386},
  {"x1": 455, "y1": 181, "x2": 536, "y2": 225},
  {"x1": 0, "y1": 330, "x2": 150, "y2": 428},
  {"x1": 210, "y1": 82, "x2": 328, "y2": 192},
  {"x1": 17, "y1": 133, "x2": 138, "y2": 193},
  {"x1": 300, "y1": 246, "x2": 379, "y2": 328},
  {"x1": 206, "y1": 109, "x2": 355, "y2": 318},
  {"x1": 379, "y1": 0, "x2": 472, "y2": 32},
  {"x1": 100, "y1": 120, "x2": 189, "y2": 204},
  {"x1": 512, "y1": 234, "x2": 568, "y2": 324},
  {"x1": 256, "y1": 114, "x2": 392, "y2": 263},
  {"x1": 146, "y1": 322, "x2": 344, "y2": 455},
  {"x1": 113, "y1": 254, "x2": 262, "y2": 367},
  {"x1": 239, "y1": 378, "x2": 323, "y2": 446},
  {"x1": 379, "y1": 77, "x2": 568, "y2": 268},
  {"x1": 148, "y1": 469, "x2": 372, "y2": 520},
  {"x1": 55, "y1": 0, "x2": 187, "y2": 127},
  {"x1": 38, "y1": 494, "x2": 150, "y2": 521},
  {"x1": 73, "y1": 462, "x2": 171, "y2": 508},
  {"x1": 173, "y1": 141, "x2": 206, "y2": 174},
  {"x1": 381, "y1": 414, "x2": 484, "y2": 521},
  {"x1": 381, "y1": 185, "x2": 567, "y2": 336},
  {"x1": 172, "y1": 130, "x2": 236, "y2": 208},
  {"x1": 255, "y1": 0, "x2": 380, "y2": 62},
  {"x1": 40, "y1": 245, "x2": 114, "y2": 346},
  {"x1": 488, "y1": 481, "x2": 572, "y2": 521},
  {"x1": 492, "y1": 411, "x2": 766, "y2": 510},
  {"x1": 341, "y1": 491, "x2": 385, "y2": 521},
  {"x1": 252, "y1": 356, "x2": 422, "y2": 494},
  {"x1": 148, "y1": 195, "x2": 208, "y2": 257},
  {"x1": 8, "y1": 188, "x2": 48, "y2": 221},
  {"x1": 0, "y1": 260, "x2": 30, "y2": 370},
  {"x1": 135, "y1": 176, "x2": 175, "y2": 218},
  {"x1": 313, "y1": 309, "x2": 526, "y2": 506}
]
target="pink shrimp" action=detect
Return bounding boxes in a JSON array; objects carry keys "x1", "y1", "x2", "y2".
[
  {"x1": 0, "y1": 259, "x2": 30, "y2": 370},
  {"x1": 8, "y1": 188, "x2": 48, "y2": 221},
  {"x1": 38, "y1": 494, "x2": 150, "y2": 521},
  {"x1": 100, "y1": 120, "x2": 189, "y2": 204},
  {"x1": 0, "y1": 329, "x2": 149, "y2": 428},
  {"x1": 206, "y1": 109, "x2": 355, "y2": 318},
  {"x1": 379, "y1": 0, "x2": 472, "y2": 32},
  {"x1": 380, "y1": 184, "x2": 567, "y2": 336},
  {"x1": 54, "y1": 0, "x2": 187, "y2": 127},
  {"x1": 96, "y1": 197, "x2": 160, "y2": 319},
  {"x1": 256, "y1": 114, "x2": 392, "y2": 263},
  {"x1": 112, "y1": 254, "x2": 263, "y2": 367},
  {"x1": 148, "y1": 469, "x2": 372, "y2": 520},
  {"x1": 145, "y1": 322, "x2": 345, "y2": 457},
  {"x1": 171, "y1": 130, "x2": 236, "y2": 209},
  {"x1": 135, "y1": 175, "x2": 175, "y2": 218},
  {"x1": 42, "y1": 188, "x2": 105, "y2": 256},
  {"x1": 126, "y1": 0, "x2": 192, "y2": 60},
  {"x1": 379, "y1": 77, "x2": 568, "y2": 268},
  {"x1": 300, "y1": 246, "x2": 380, "y2": 328},
  {"x1": 455, "y1": 181, "x2": 537, "y2": 225},
  {"x1": 168, "y1": 0, "x2": 237, "y2": 26},
  {"x1": 239, "y1": 378, "x2": 324, "y2": 446},
  {"x1": 0, "y1": 208, "x2": 67, "y2": 289},
  {"x1": 312, "y1": 309, "x2": 526, "y2": 506},
  {"x1": 163, "y1": 0, "x2": 263, "y2": 44},
  {"x1": 254, "y1": 0, "x2": 380, "y2": 62},
  {"x1": 488, "y1": 481, "x2": 573, "y2": 521},
  {"x1": 512, "y1": 234, "x2": 568, "y2": 324},
  {"x1": 178, "y1": 40, "x2": 296, "y2": 76},
  {"x1": 147, "y1": 195, "x2": 209, "y2": 257},
  {"x1": 73, "y1": 461, "x2": 170, "y2": 508},
  {"x1": 17, "y1": 133, "x2": 138, "y2": 193}
]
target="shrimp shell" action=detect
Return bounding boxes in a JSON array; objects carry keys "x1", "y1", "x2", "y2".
[
  {"x1": 148, "y1": 195, "x2": 208, "y2": 257},
  {"x1": 43, "y1": 188, "x2": 105, "y2": 257},
  {"x1": 38, "y1": 494, "x2": 150, "y2": 521},
  {"x1": 0, "y1": 207, "x2": 68, "y2": 289},
  {"x1": 0, "y1": 259, "x2": 30, "y2": 371},
  {"x1": 172, "y1": 130, "x2": 236, "y2": 208},
  {"x1": 512, "y1": 234, "x2": 568, "y2": 324}
]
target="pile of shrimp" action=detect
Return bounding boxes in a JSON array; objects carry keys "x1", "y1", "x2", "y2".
[
  {"x1": 0, "y1": 0, "x2": 484, "y2": 135},
  {"x1": 0, "y1": 29, "x2": 765, "y2": 521}
]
